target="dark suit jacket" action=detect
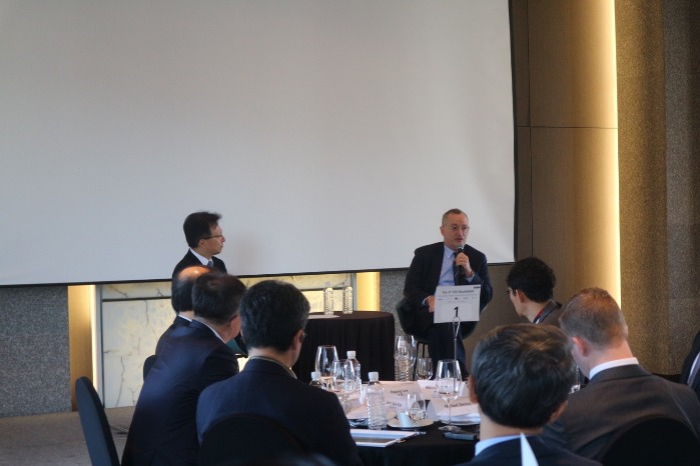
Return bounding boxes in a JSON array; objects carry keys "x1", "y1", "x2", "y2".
[
  {"x1": 122, "y1": 320, "x2": 239, "y2": 466},
  {"x1": 542, "y1": 364, "x2": 700, "y2": 460},
  {"x1": 402, "y1": 242, "x2": 493, "y2": 337},
  {"x1": 197, "y1": 358, "x2": 362, "y2": 466},
  {"x1": 680, "y1": 330, "x2": 700, "y2": 400},
  {"x1": 155, "y1": 315, "x2": 190, "y2": 355},
  {"x1": 172, "y1": 250, "x2": 227, "y2": 278},
  {"x1": 458, "y1": 436, "x2": 600, "y2": 466}
]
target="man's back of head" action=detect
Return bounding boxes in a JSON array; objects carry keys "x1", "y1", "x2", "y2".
[
  {"x1": 192, "y1": 272, "x2": 246, "y2": 326},
  {"x1": 560, "y1": 287, "x2": 628, "y2": 350},
  {"x1": 171, "y1": 265, "x2": 213, "y2": 314},
  {"x1": 472, "y1": 323, "x2": 575, "y2": 430},
  {"x1": 506, "y1": 257, "x2": 555, "y2": 303},
  {"x1": 240, "y1": 280, "x2": 310, "y2": 352}
]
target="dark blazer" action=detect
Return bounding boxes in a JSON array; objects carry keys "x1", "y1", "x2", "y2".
[
  {"x1": 458, "y1": 436, "x2": 601, "y2": 466},
  {"x1": 122, "y1": 320, "x2": 239, "y2": 466},
  {"x1": 542, "y1": 364, "x2": 700, "y2": 460},
  {"x1": 172, "y1": 250, "x2": 227, "y2": 278},
  {"x1": 155, "y1": 315, "x2": 190, "y2": 355},
  {"x1": 197, "y1": 358, "x2": 362, "y2": 466},
  {"x1": 680, "y1": 330, "x2": 700, "y2": 400},
  {"x1": 402, "y1": 242, "x2": 493, "y2": 337}
]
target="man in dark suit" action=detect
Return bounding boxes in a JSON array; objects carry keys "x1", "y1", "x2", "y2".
[
  {"x1": 122, "y1": 272, "x2": 246, "y2": 466},
  {"x1": 542, "y1": 288, "x2": 700, "y2": 460},
  {"x1": 172, "y1": 210, "x2": 247, "y2": 355},
  {"x1": 680, "y1": 329, "x2": 700, "y2": 401},
  {"x1": 155, "y1": 265, "x2": 212, "y2": 355},
  {"x1": 172, "y1": 211, "x2": 227, "y2": 278},
  {"x1": 196, "y1": 280, "x2": 362, "y2": 466},
  {"x1": 455, "y1": 324, "x2": 599, "y2": 466},
  {"x1": 506, "y1": 257, "x2": 562, "y2": 326},
  {"x1": 401, "y1": 208, "x2": 493, "y2": 373}
]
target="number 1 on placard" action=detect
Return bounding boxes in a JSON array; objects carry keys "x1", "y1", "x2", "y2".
[{"x1": 454, "y1": 306, "x2": 459, "y2": 317}]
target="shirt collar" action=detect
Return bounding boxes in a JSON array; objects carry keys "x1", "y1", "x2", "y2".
[
  {"x1": 589, "y1": 357, "x2": 639, "y2": 379},
  {"x1": 194, "y1": 319, "x2": 226, "y2": 343},
  {"x1": 475, "y1": 435, "x2": 521, "y2": 456},
  {"x1": 189, "y1": 248, "x2": 212, "y2": 266}
]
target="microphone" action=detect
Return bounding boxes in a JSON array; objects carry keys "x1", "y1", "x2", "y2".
[{"x1": 455, "y1": 247, "x2": 467, "y2": 276}]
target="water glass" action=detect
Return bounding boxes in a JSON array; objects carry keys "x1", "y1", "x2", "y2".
[
  {"x1": 436, "y1": 359, "x2": 462, "y2": 432},
  {"x1": 416, "y1": 357, "x2": 433, "y2": 380},
  {"x1": 394, "y1": 335, "x2": 417, "y2": 381},
  {"x1": 331, "y1": 359, "x2": 356, "y2": 412},
  {"x1": 315, "y1": 345, "x2": 339, "y2": 390},
  {"x1": 405, "y1": 392, "x2": 426, "y2": 423}
]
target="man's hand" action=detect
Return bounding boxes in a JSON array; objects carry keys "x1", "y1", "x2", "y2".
[
  {"x1": 455, "y1": 251, "x2": 475, "y2": 278},
  {"x1": 426, "y1": 295, "x2": 436, "y2": 313}
]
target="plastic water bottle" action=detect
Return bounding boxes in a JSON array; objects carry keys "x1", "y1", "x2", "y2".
[
  {"x1": 366, "y1": 371, "x2": 386, "y2": 430},
  {"x1": 323, "y1": 284, "x2": 334, "y2": 315},
  {"x1": 342, "y1": 286, "x2": 353, "y2": 314},
  {"x1": 309, "y1": 371, "x2": 324, "y2": 389},
  {"x1": 346, "y1": 350, "x2": 362, "y2": 389}
]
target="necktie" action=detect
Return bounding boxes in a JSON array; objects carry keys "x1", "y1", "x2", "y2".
[
  {"x1": 207, "y1": 260, "x2": 214, "y2": 267},
  {"x1": 688, "y1": 353, "x2": 700, "y2": 388}
]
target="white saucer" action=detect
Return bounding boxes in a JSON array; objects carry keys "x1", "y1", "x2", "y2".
[{"x1": 387, "y1": 418, "x2": 434, "y2": 430}]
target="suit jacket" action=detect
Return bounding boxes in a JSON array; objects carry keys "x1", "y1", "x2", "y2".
[
  {"x1": 542, "y1": 364, "x2": 700, "y2": 460},
  {"x1": 459, "y1": 436, "x2": 600, "y2": 466},
  {"x1": 680, "y1": 330, "x2": 700, "y2": 400},
  {"x1": 155, "y1": 315, "x2": 190, "y2": 355},
  {"x1": 535, "y1": 300, "x2": 563, "y2": 327},
  {"x1": 122, "y1": 320, "x2": 239, "y2": 466},
  {"x1": 172, "y1": 250, "x2": 227, "y2": 278},
  {"x1": 197, "y1": 358, "x2": 362, "y2": 466},
  {"x1": 402, "y1": 242, "x2": 493, "y2": 337}
]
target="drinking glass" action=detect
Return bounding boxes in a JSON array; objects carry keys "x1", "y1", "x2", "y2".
[
  {"x1": 394, "y1": 335, "x2": 417, "y2": 381},
  {"x1": 436, "y1": 359, "x2": 462, "y2": 432},
  {"x1": 405, "y1": 392, "x2": 426, "y2": 424},
  {"x1": 416, "y1": 357, "x2": 434, "y2": 380},
  {"x1": 331, "y1": 359, "x2": 356, "y2": 412},
  {"x1": 315, "y1": 345, "x2": 339, "y2": 390}
]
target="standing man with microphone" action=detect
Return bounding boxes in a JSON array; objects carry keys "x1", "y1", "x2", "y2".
[{"x1": 400, "y1": 208, "x2": 493, "y2": 375}]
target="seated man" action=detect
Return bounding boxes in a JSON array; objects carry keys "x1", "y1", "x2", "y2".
[
  {"x1": 122, "y1": 272, "x2": 246, "y2": 466},
  {"x1": 197, "y1": 280, "x2": 362, "y2": 466},
  {"x1": 506, "y1": 257, "x2": 562, "y2": 326},
  {"x1": 543, "y1": 288, "x2": 700, "y2": 459},
  {"x1": 456, "y1": 324, "x2": 599, "y2": 466},
  {"x1": 155, "y1": 265, "x2": 212, "y2": 355},
  {"x1": 401, "y1": 208, "x2": 493, "y2": 374},
  {"x1": 680, "y1": 329, "x2": 700, "y2": 401}
]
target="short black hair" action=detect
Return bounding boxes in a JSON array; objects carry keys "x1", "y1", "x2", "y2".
[
  {"x1": 192, "y1": 272, "x2": 246, "y2": 325},
  {"x1": 171, "y1": 265, "x2": 213, "y2": 313},
  {"x1": 471, "y1": 324, "x2": 575, "y2": 429},
  {"x1": 240, "y1": 280, "x2": 310, "y2": 352},
  {"x1": 506, "y1": 257, "x2": 556, "y2": 302},
  {"x1": 183, "y1": 211, "x2": 221, "y2": 249}
]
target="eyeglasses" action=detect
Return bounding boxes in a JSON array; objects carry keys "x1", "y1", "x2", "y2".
[
  {"x1": 505, "y1": 287, "x2": 514, "y2": 296},
  {"x1": 203, "y1": 234, "x2": 223, "y2": 240}
]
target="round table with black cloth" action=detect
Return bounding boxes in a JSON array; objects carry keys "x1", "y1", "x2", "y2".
[
  {"x1": 293, "y1": 311, "x2": 395, "y2": 383},
  {"x1": 357, "y1": 423, "x2": 476, "y2": 466}
]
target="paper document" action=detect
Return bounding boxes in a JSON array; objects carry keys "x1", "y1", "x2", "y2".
[{"x1": 434, "y1": 285, "x2": 480, "y2": 323}]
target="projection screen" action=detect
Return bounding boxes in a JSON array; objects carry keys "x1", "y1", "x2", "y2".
[{"x1": 0, "y1": 0, "x2": 515, "y2": 286}]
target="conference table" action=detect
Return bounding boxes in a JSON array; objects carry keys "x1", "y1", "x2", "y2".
[
  {"x1": 355, "y1": 423, "x2": 475, "y2": 466},
  {"x1": 293, "y1": 311, "x2": 395, "y2": 383}
]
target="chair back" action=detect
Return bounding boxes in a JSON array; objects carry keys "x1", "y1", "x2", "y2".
[
  {"x1": 597, "y1": 415, "x2": 700, "y2": 466},
  {"x1": 75, "y1": 376, "x2": 120, "y2": 466},
  {"x1": 395, "y1": 298, "x2": 430, "y2": 342},
  {"x1": 142, "y1": 354, "x2": 157, "y2": 380},
  {"x1": 199, "y1": 413, "x2": 304, "y2": 466}
]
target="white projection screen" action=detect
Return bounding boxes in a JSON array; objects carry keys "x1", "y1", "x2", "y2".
[{"x1": 0, "y1": 1, "x2": 515, "y2": 286}]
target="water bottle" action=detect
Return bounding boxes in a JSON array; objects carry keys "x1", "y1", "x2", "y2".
[
  {"x1": 309, "y1": 371, "x2": 324, "y2": 389},
  {"x1": 342, "y1": 286, "x2": 353, "y2": 314},
  {"x1": 323, "y1": 284, "x2": 334, "y2": 315},
  {"x1": 346, "y1": 350, "x2": 362, "y2": 389},
  {"x1": 366, "y1": 371, "x2": 386, "y2": 430}
]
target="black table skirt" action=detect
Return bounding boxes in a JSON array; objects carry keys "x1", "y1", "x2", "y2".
[
  {"x1": 357, "y1": 423, "x2": 476, "y2": 466},
  {"x1": 293, "y1": 311, "x2": 395, "y2": 383}
]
